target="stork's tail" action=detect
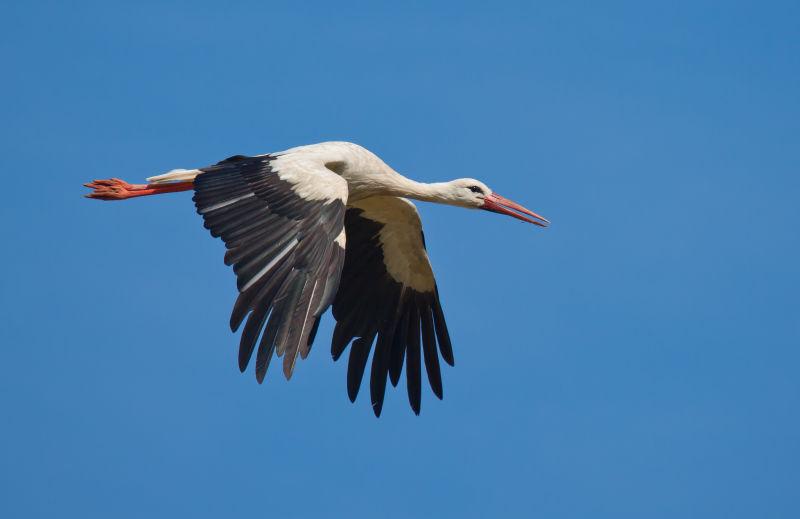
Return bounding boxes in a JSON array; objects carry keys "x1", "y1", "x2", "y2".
[{"x1": 146, "y1": 168, "x2": 201, "y2": 184}]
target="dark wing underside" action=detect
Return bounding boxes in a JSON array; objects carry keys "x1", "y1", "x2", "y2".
[
  {"x1": 193, "y1": 155, "x2": 346, "y2": 382},
  {"x1": 332, "y1": 197, "x2": 453, "y2": 416}
]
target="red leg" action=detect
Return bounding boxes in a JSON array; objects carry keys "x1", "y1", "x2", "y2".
[{"x1": 84, "y1": 178, "x2": 194, "y2": 201}]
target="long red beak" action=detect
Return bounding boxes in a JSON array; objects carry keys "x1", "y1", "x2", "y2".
[{"x1": 481, "y1": 193, "x2": 550, "y2": 227}]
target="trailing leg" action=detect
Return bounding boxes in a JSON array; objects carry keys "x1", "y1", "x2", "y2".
[{"x1": 84, "y1": 178, "x2": 194, "y2": 201}]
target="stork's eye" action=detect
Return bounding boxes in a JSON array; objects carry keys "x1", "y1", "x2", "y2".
[{"x1": 468, "y1": 185, "x2": 484, "y2": 194}]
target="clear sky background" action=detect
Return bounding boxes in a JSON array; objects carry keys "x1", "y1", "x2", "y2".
[{"x1": 1, "y1": 1, "x2": 798, "y2": 517}]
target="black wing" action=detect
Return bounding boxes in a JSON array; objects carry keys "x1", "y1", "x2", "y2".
[
  {"x1": 331, "y1": 196, "x2": 453, "y2": 416},
  {"x1": 193, "y1": 154, "x2": 347, "y2": 381}
]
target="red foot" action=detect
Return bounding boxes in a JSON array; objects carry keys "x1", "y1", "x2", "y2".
[{"x1": 84, "y1": 178, "x2": 193, "y2": 201}]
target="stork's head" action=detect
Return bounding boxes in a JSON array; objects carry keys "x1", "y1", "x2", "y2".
[{"x1": 443, "y1": 178, "x2": 549, "y2": 227}]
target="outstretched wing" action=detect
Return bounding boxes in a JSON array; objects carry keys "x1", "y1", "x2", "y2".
[
  {"x1": 332, "y1": 196, "x2": 453, "y2": 416},
  {"x1": 193, "y1": 154, "x2": 347, "y2": 382}
]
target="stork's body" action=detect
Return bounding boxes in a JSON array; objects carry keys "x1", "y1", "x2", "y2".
[{"x1": 85, "y1": 141, "x2": 547, "y2": 416}]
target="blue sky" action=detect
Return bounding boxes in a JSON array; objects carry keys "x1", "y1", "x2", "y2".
[{"x1": 2, "y1": 1, "x2": 798, "y2": 517}]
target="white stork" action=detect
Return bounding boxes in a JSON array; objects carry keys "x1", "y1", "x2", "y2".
[{"x1": 84, "y1": 142, "x2": 548, "y2": 416}]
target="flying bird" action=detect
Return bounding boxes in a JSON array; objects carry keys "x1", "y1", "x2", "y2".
[{"x1": 84, "y1": 142, "x2": 548, "y2": 416}]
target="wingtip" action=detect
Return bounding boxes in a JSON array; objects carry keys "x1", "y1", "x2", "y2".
[{"x1": 347, "y1": 378, "x2": 359, "y2": 403}]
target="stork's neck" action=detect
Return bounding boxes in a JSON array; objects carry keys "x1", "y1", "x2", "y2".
[
  {"x1": 375, "y1": 174, "x2": 457, "y2": 205},
  {"x1": 390, "y1": 179, "x2": 450, "y2": 202}
]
